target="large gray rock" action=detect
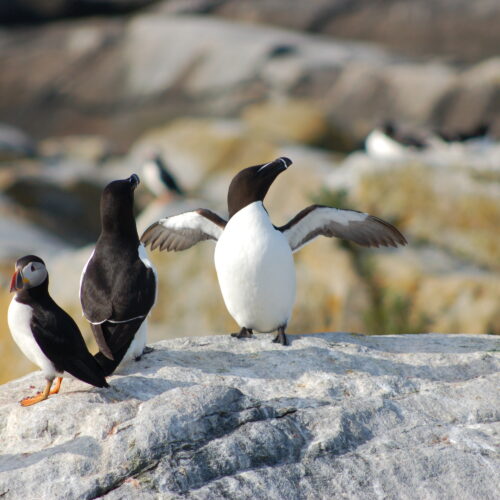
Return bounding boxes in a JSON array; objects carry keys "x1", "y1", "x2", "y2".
[
  {"x1": 0, "y1": 333, "x2": 498, "y2": 499},
  {"x1": 196, "y1": 0, "x2": 500, "y2": 62}
]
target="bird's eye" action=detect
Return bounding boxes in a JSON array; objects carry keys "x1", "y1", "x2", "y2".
[{"x1": 31, "y1": 265, "x2": 35, "y2": 272}]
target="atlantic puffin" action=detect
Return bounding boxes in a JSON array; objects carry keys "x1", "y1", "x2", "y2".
[
  {"x1": 8, "y1": 255, "x2": 108, "y2": 406},
  {"x1": 142, "y1": 151, "x2": 184, "y2": 199}
]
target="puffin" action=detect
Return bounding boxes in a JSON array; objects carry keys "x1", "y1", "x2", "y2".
[
  {"x1": 8, "y1": 255, "x2": 108, "y2": 406},
  {"x1": 365, "y1": 121, "x2": 427, "y2": 158},
  {"x1": 80, "y1": 174, "x2": 157, "y2": 375},
  {"x1": 141, "y1": 157, "x2": 407, "y2": 346},
  {"x1": 142, "y1": 152, "x2": 184, "y2": 200}
]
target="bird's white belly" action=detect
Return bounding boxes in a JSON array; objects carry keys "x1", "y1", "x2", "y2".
[
  {"x1": 8, "y1": 298, "x2": 57, "y2": 379},
  {"x1": 120, "y1": 320, "x2": 148, "y2": 367},
  {"x1": 214, "y1": 202, "x2": 296, "y2": 332}
]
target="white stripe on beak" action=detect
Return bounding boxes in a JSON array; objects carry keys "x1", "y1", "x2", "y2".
[
  {"x1": 257, "y1": 161, "x2": 273, "y2": 173},
  {"x1": 278, "y1": 158, "x2": 290, "y2": 170}
]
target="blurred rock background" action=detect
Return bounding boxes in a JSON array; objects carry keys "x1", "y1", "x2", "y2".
[{"x1": 0, "y1": 0, "x2": 499, "y2": 383}]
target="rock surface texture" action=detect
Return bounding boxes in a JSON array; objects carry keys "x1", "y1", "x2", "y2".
[{"x1": 0, "y1": 333, "x2": 498, "y2": 499}]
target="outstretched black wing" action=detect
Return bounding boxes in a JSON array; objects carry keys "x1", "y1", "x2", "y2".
[
  {"x1": 277, "y1": 205, "x2": 407, "y2": 252},
  {"x1": 141, "y1": 209, "x2": 227, "y2": 252}
]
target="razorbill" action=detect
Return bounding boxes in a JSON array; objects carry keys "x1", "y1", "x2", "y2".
[
  {"x1": 80, "y1": 174, "x2": 157, "y2": 375},
  {"x1": 141, "y1": 157, "x2": 407, "y2": 346},
  {"x1": 8, "y1": 255, "x2": 108, "y2": 406}
]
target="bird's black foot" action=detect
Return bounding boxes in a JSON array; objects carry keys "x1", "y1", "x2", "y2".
[
  {"x1": 135, "y1": 345, "x2": 154, "y2": 361},
  {"x1": 231, "y1": 327, "x2": 253, "y2": 339},
  {"x1": 272, "y1": 328, "x2": 289, "y2": 346}
]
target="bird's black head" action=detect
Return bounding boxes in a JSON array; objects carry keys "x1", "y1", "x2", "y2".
[
  {"x1": 10, "y1": 255, "x2": 48, "y2": 293},
  {"x1": 382, "y1": 121, "x2": 396, "y2": 137},
  {"x1": 100, "y1": 174, "x2": 140, "y2": 238},
  {"x1": 227, "y1": 157, "x2": 292, "y2": 218}
]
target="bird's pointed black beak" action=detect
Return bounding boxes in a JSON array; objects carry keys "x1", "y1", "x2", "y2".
[
  {"x1": 257, "y1": 157, "x2": 292, "y2": 177},
  {"x1": 129, "y1": 173, "x2": 140, "y2": 190}
]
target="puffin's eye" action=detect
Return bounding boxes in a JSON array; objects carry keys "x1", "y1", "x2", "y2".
[{"x1": 31, "y1": 265, "x2": 35, "y2": 272}]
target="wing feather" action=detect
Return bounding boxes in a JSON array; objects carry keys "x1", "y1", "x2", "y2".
[
  {"x1": 277, "y1": 205, "x2": 407, "y2": 252},
  {"x1": 141, "y1": 209, "x2": 227, "y2": 252}
]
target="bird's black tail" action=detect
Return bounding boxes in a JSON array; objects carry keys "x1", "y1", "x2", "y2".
[
  {"x1": 65, "y1": 356, "x2": 109, "y2": 388},
  {"x1": 93, "y1": 319, "x2": 144, "y2": 376},
  {"x1": 94, "y1": 352, "x2": 121, "y2": 377}
]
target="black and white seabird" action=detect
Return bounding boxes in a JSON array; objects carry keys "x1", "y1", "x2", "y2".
[
  {"x1": 365, "y1": 121, "x2": 428, "y2": 158},
  {"x1": 80, "y1": 174, "x2": 157, "y2": 375},
  {"x1": 142, "y1": 152, "x2": 184, "y2": 200},
  {"x1": 141, "y1": 157, "x2": 407, "y2": 346},
  {"x1": 8, "y1": 255, "x2": 108, "y2": 406}
]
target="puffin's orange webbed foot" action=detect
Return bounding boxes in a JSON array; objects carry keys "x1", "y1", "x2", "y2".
[
  {"x1": 49, "y1": 377, "x2": 63, "y2": 395},
  {"x1": 19, "y1": 379, "x2": 53, "y2": 407}
]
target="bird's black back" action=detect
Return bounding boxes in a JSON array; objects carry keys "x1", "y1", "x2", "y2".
[{"x1": 16, "y1": 288, "x2": 108, "y2": 388}]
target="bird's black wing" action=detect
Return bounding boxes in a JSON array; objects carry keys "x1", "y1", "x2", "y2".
[
  {"x1": 81, "y1": 247, "x2": 156, "y2": 322},
  {"x1": 92, "y1": 318, "x2": 145, "y2": 376},
  {"x1": 81, "y1": 245, "x2": 156, "y2": 360},
  {"x1": 30, "y1": 300, "x2": 108, "y2": 388},
  {"x1": 141, "y1": 209, "x2": 226, "y2": 252},
  {"x1": 109, "y1": 254, "x2": 157, "y2": 320},
  {"x1": 156, "y1": 156, "x2": 184, "y2": 195},
  {"x1": 80, "y1": 249, "x2": 114, "y2": 325},
  {"x1": 277, "y1": 205, "x2": 407, "y2": 253}
]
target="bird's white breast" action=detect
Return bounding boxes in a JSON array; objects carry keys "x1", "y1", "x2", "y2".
[
  {"x1": 365, "y1": 129, "x2": 406, "y2": 159},
  {"x1": 214, "y1": 201, "x2": 296, "y2": 332},
  {"x1": 142, "y1": 161, "x2": 165, "y2": 197},
  {"x1": 8, "y1": 298, "x2": 57, "y2": 379},
  {"x1": 120, "y1": 320, "x2": 148, "y2": 368}
]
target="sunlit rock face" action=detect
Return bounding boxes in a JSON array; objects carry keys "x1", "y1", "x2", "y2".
[{"x1": 1, "y1": 119, "x2": 500, "y2": 385}]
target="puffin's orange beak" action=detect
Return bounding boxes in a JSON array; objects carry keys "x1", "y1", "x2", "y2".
[{"x1": 10, "y1": 270, "x2": 22, "y2": 293}]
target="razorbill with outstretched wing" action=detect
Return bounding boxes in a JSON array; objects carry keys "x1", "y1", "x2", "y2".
[
  {"x1": 8, "y1": 255, "x2": 108, "y2": 406},
  {"x1": 141, "y1": 157, "x2": 407, "y2": 345},
  {"x1": 80, "y1": 174, "x2": 157, "y2": 375}
]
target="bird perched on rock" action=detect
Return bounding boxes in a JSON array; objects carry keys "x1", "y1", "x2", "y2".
[
  {"x1": 142, "y1": 151, "x2": 184, "y2": 200},
  {"x1": 141, "y1": 157, "x2": 407, "y2": 346},
  {"x1": 8, "y1": 255, "x2": 108, "y2": 406},
  {"x1": 80, "y1": 174, "x2": 157, "y2": 375},
  {"x1": 365, "y1": 121, "x2": 428, "y2": 158},
  {"x1": 136, "y1": 151, "x2": 200, "y2": 233}
]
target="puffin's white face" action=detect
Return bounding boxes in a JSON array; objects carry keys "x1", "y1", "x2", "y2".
[
  {"x1": 21, "y1": 262, "x2": 48, "y2": 288},
  {"x1": 10, "y1": 259, "x2": 48, "y2": 292}
]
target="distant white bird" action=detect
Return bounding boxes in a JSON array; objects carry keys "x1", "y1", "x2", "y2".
[{"x1": 365, "y1": 121, "x2": 427, "y2": 159}]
